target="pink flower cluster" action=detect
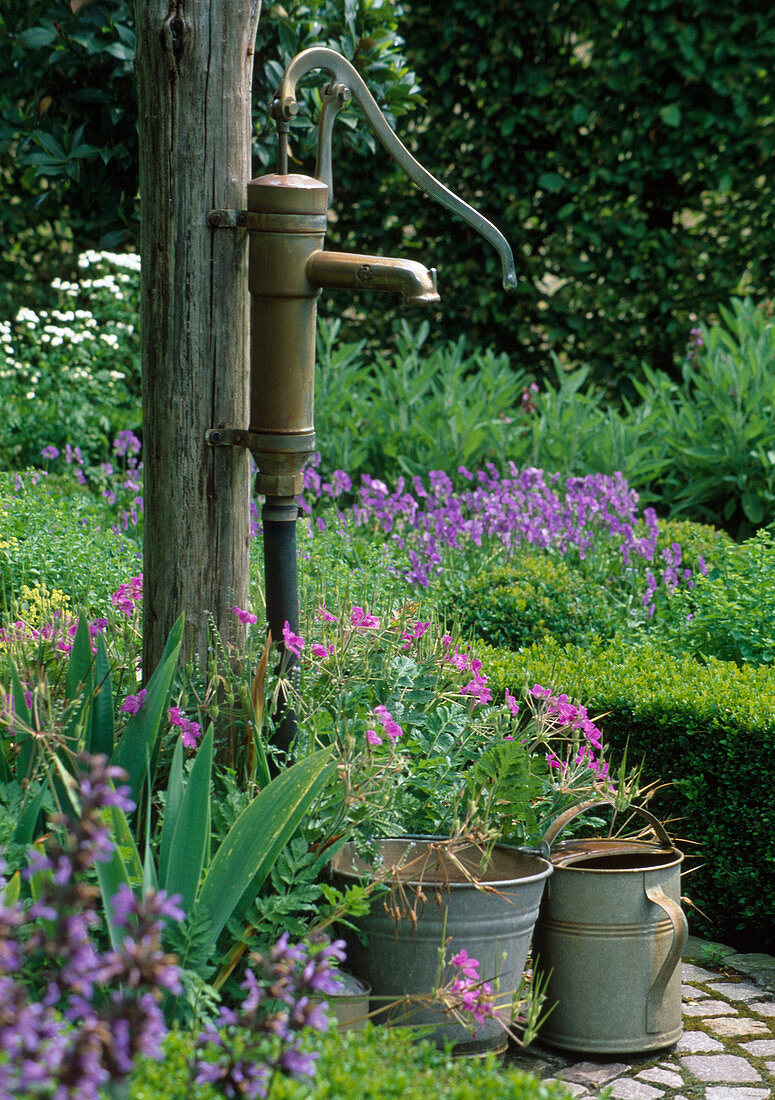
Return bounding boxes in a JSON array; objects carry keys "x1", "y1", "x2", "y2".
[
  {"x1": 531, "y1": 683, "x2": 609, "y2": 781},
  {"x1": 442, "y1": 641, "x2": 492, "y2": 707},
  {"x1": 112, "y1": 575, "x2": 143, "y2": 616},
  {"x1": 231, "y1": 605, "x2": 258, "y2": 625},
  {"x1": 168, "y1": 706, "x2": 202, "y2": 749},
  {"x1": 351, "y1": 606, "x2": 380, "y2": 630},
  {"x1": 0, "y1": 614, "x2": 108, "y2": 655},
  {"x1": 401, "y1": 620, "x2": 430, "y2": 649},
  {"x1": 282, "y1": 621, "x2": 305, "y2": 657},
  {"x1": 448, "y1": 949, "x2": 496, "y2": 1028},
  {"x1": 530, "y1": 684, "x2": 603, "y2": 749},
  {"x1": 367, "y1": 705, "x2": 404, "y2": 746}
]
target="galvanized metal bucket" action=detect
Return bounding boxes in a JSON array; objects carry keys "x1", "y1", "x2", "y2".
[
  {"x1": 331, "y1": 836, "x2": 552, "y2": 1054},
  {"x1": 533, "y1": 801, "x2": 687, "y2": 1054}
]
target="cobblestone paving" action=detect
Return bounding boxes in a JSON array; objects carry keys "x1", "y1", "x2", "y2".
[{"x1": 507, "y1": 940, "x2": 775, "y2": 1099}]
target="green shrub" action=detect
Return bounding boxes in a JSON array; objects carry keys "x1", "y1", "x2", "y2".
[
  {"x1": 314, "y1": 319, "x2": 531, "y2": 483},
  {"x1": 632, "y1": 297, "x2": 775, "y2": 537},
  {"x1": 653, "y1": 518, "x2": 732, "y2": 578},
  {"x1": 481, "y1": 637, "x2": 775, "y2": 953},
  {"x1": 122, "y1": 1024, "x2": 574, "y2": 1100},
  {"x1": 657, "y1": 527, "x2": 775, "y2": 666},
  {"x1": 453, "y1": 553, "x2": 619, "y2": 650},
  {"x1": 0, "y1": 470, "x2": 140, "y2": 614},
  {"x1": 330, "y1": 0, "x2": 775, "y2": 391}
]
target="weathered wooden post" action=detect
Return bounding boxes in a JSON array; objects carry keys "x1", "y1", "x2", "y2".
[{"x1": 134, "y1": 0, "x2": 262, "y2": 675}]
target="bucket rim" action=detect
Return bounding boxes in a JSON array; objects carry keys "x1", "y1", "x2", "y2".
[{"x1": 331, "y1": 835, "x2": 553, "y2": 888}]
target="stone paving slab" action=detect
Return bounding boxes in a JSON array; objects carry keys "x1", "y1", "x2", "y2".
[
  {"x1": 684, "y1": 999, "x2": 739, "y2": 1017},
  {"x1": 679, "y1": 1054, "x2": 763, "y2": 1083},
  {"x1": 506, "y1": 941, "x2": 775, "y2": 1098},
  {"x1": 707, "y1": 1018, "x2": 772, "y2": 1038},
  {"x1": 704, "y1": 1090, "x2": 771, "y2": 1100}
]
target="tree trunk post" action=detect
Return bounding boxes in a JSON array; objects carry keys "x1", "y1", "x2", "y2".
[{"x1": 135, "y1": 0, "x2": 261, "y2": 676}]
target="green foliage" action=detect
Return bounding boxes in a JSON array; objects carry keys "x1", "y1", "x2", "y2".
[
  {"x1": 123, "y1": 1022, "x2": 574, "y2": 1100},
  {"x1": 653, "y1": 518, "x2": 732, "y2": 577},
  {"x1": 453, "y1": 553, "x2": 620, "y2": 650},
  {"x1": 314, "y1": 318, "x2": 530, "y2": 482},
  {"x1": 0, "y1": 471, "x2": 140, "y2": 613},
  {"x1": 328, "y1": 0, "x2": 775, "y2": 389},
  {"x1": 253, "y1": 0, "x2": 419, "y2": 174},
  {"x1": 0, "y1": 0, "x2": 416, "y2": 296},
  {"x1": 632, "y1": 298, "x2": 775, "y2": 536},
  {"x1": 481, "y1": 636, "x2": 775, "y2": 953},
  {"x1": 658, "y1": 528, "x2": 775, "y2": 666}
]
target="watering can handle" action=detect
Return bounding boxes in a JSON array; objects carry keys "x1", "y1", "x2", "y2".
[
  {"x1": 271, "y1": 46, "x2": 517, "y2": 291},
  {"x1": 645, "y1": 885, "x2": 688, "y2": 1032},
  {"x1": 541, "y1": 799, "x2": 675, "y2": 851}
]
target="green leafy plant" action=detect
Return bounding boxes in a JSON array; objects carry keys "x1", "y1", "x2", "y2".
[
  {"x1": 632, "y1": 297, "x2": 775, "y2": 536},
  {"x1": 0, "y1": 251, "x2": 141, "y2": 469},
  {"x1": 314, "y1": 318, "x2": 531, "y2": 483},
  {"x1": 329, "y1": 0, "x2": 775, "y2": 390},
  {"x1": 265, "y1": 600, "x2": 632, "y2": 860},
  {"x1": 452, "y1": 552, "x2": 621, "y2": 651},
  {"x1": 658, "y1": 527, "x2": 775, "y2": 666}
]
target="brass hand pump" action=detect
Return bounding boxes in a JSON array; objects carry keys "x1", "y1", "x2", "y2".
[{"x1": 208, "y1": 47, "x2": 516, "y2": 756}]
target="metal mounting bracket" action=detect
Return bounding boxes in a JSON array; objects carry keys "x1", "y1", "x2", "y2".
[{"x1": 205, "y1": 428, "x2": 255, "y2": 447}]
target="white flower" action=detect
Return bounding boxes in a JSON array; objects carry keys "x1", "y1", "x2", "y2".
[
  {"x1": 16, "y1": 307, "x2": 39, "y2": 325},
  {"x1": 100, "y1": 333, "x2": 119, "y2": 347}
]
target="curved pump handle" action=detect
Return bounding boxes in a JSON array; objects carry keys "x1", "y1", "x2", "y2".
[{"x1": 272, "y1": 46, "x2": 517, "y2": 293}]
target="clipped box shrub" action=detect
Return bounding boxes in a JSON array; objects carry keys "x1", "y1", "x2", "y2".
[
  {"x1": 123, "y1": 1024, "x2": 575, "y2": 1100},
  {"x1": 453, "y1": 553, "x2": 620, "y2": 650},
  {"x1": 482, "y1": 638, "x2": 775, "y2": 953}
]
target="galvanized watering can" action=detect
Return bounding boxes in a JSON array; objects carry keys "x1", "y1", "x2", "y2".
[{"x1": 533, "y1": 800, "x2": 687, "y2": 1054}]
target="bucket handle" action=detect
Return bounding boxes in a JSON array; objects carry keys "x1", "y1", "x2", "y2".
[
  {"x1": 645, "y1": 885, "x2": 688, "y2": 1032},
  {"x1": 541, "y1": 798, "x2": 674, "y2": 851}
]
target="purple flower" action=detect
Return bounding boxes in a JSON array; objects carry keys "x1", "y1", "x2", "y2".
[
  {"x1": 168, "y1": 706, "x2": 202, "y2": 749},
  {"x1": 120, "y1": 689, "x2": 147, "y2": 715},
  {"x1": 504, "y1": 689, "x2": 520, "y2": 717},
  {"x1": 41, "y1": 445, "x2": 59, "y2": 461},
  {"x1": 0, "y1": 756, "x2": 182, "y2": 1097},
  {"x1": 113, "y1": 430, "x2": 142, "y2": 457},
  {"x1": 232, "y1": 605, "x2": 258, "y2": 625},
  {"x1": 350, "y1": 606, "x2": 380, "y2": 630}
]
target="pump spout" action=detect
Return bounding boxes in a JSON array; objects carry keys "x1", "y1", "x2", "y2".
[
  {"x1": 273, "y1": 47, "x2": 517, "y2": 291},
  {"x1": 306, "y1": 249, "x2": 440, "y2": 305}
]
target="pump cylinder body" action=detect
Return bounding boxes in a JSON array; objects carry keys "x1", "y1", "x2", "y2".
[{"x1": 247, "y1": 173, "x2": 328, "y2": 496}]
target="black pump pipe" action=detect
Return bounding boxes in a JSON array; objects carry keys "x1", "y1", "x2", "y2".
[{"x1": 262, "y1": 496, "x2": 299, "y2": 759}]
